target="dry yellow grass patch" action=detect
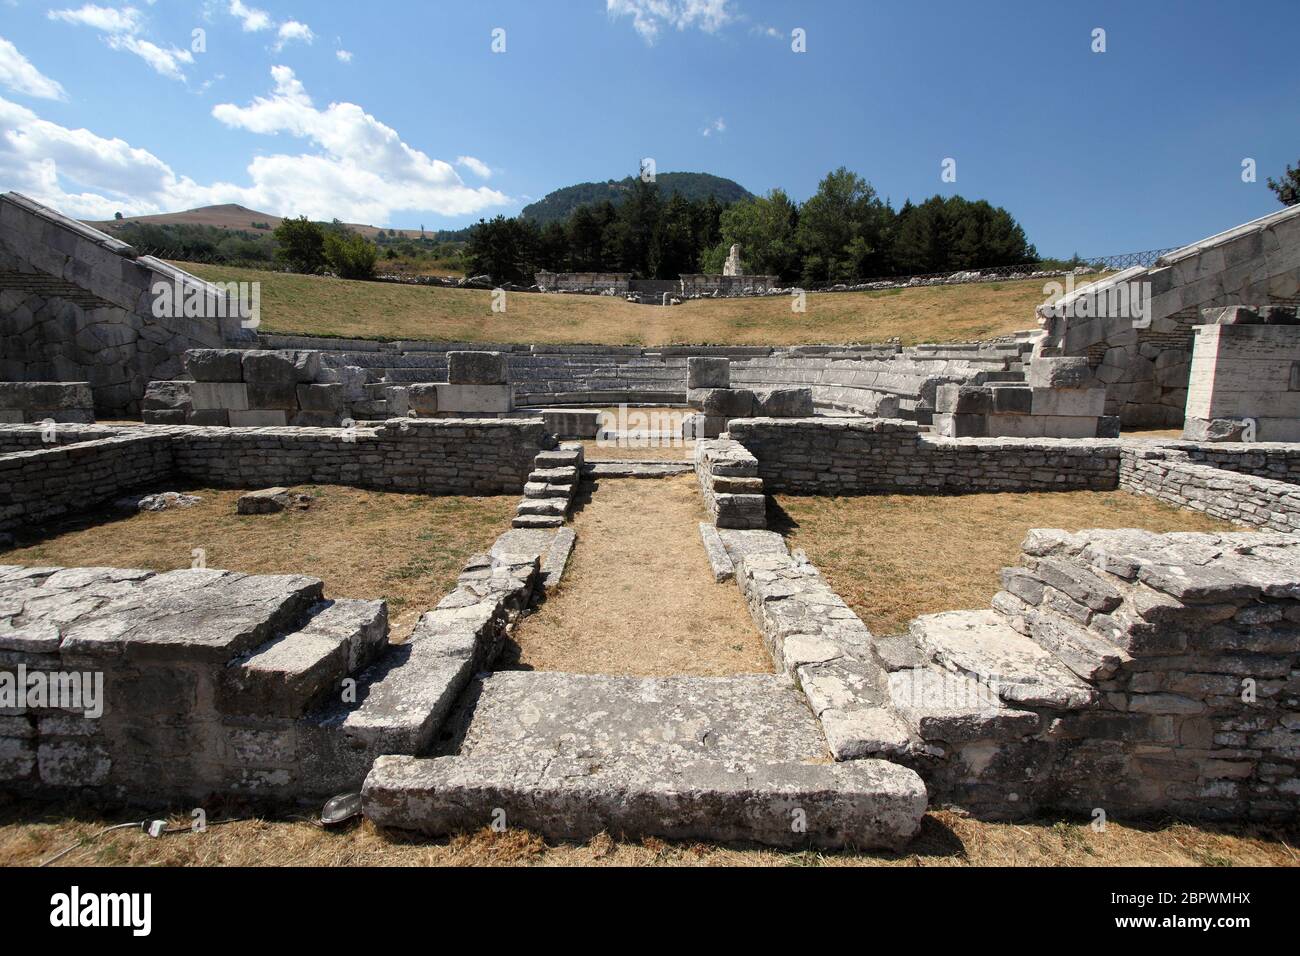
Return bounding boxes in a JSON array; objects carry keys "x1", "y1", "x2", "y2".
[
  {"x1": 774, "y1": 490, "x2": 1236, "y2": 636},
  {"x1": 505, "y1": 476, "x2": 769, "y2": 675},
  {"x1": 2, "y1": 798, "x2": 1293, "y2": 867},
  {"x1": 0, "y1": 486, "x2": 515, "y2": 640},
  {"x1": 180, "y1": 262, "x2": 1071, "y2": 346}
]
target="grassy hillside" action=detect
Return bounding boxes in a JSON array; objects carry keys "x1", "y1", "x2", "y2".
[{"x1": 180, "y1": 261, "x2": 1062, "y2": 346}]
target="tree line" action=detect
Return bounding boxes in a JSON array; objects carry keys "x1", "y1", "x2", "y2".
[{"x1": 464, "y1": 167, "x2": 1040, "y2": 285}]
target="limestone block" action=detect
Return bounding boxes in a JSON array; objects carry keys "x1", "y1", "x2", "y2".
[
  {"x1": 936, "y1": 384, "x2": 992, "y2": 415},
  {"x1": 247, "y1": 381, "x2": 298, "y2": 411},
  {"x1": 689, "y1": 387, "x2": 756, "y2": 418},
  {"x1": 406, "y1": 384, "x2": 439, "y2": 415},
  {"x1": 241, "y1": 350, "x2": 298, "y2": 386},
  {"x1": 0, "y1": 382, "x2": 93, "y2": 411},
  {"x1": 1029, "y1": 387, "x2": 1106, "y2": 417},
  {"x1": 190, "y1": 382, "x2": 248, "y2": 410},
  {"x1": 448, "y1": 351, "x2": 507, "y2": 385},
  {"x1": 296, "y1": 383, "x2": 342, "y2": 412},
  {"x1": 933, "y1": 413, "x2": 986, "y2": 438},
  {"x1": 1026, "y1": 357, "x2": 1095, "y2": 389},
  {"x1": 435, "y1": 383, "x2": 513, "y2": 414},
  {"x1": 687, "y1": 356, "x2": 731, "y2": 389},
  {"x1": 142, "y1": 380, "x2": 191, "y2": 411},
  {"x1": 989, "y1": 385, "x2": 1033, "y2": 414},
  {"x1": 185, "y1": 348, "x2": 245, "y2": 382},
  {"x1": 385, "y1": 386, "x2": 410, "y2": 417},
  {"x1": 229, "y1": 409, "x2": 288, "y2": 427},
  {"x1": 188, "y1": 409, "x2": 229, "y2": 426},
  {"x1": 753, "y1": 387, "x2": 814, "y2": 417}
]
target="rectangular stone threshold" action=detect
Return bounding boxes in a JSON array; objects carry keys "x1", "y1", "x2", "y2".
[{"x1": 361, "y1": 672, "x2": 926, "y2": 849}]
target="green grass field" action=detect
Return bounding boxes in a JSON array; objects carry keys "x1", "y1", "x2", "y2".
[{"x1": 179, "y1": 261, "x2": 1077, "y2": 346}]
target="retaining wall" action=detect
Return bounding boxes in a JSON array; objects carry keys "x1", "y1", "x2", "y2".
[
  {"x1": 728, "y1": 418, "x2": 1121, "y2": 495},
  {"x1": 0, "y1": 192, "x2": 255, "y2": 416}
]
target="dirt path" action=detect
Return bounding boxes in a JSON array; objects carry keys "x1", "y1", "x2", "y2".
[{"x1": 504, "y1": 476, "x2": 770, "y2": 675}]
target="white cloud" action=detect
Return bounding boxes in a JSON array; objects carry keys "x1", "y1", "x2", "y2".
[
  {"x1": 607, "y1": 0, "x2": 735, "y2": 43},
  {"x1": 701, "y1": 116, "x2": 726, "y2": 137},
  {"x1": 0, "y1": 71, "x2": 511, "y2": 225},
  {"x1": 456, "y1": 156, "x2": 491, "y2": 179},
  {"x1": 336, "y1": 49, "x2": 353, "y2": 63},
  {"x1": 105, "y1": 34, "x2": 194, "y2": 81},
  {"x1": 228, "y1": 0, "x2": 271, "y2": 33},
  {"x1": 0, "y1": 36, "x2": 67, "y2": 100},
  {"x1": 274, "y1": 20, "x2": 314, "y2": 51},
  {"x1": 48, "y1": 4, "x2": 143, "y2": 35},
  {"x1": 48, "y1": 3, "x2": 192, "y2": 82}
]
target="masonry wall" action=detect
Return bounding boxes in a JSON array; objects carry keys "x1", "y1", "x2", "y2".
[
  {"x1": 729, "y1": 418, "x2": 1121, "y2": 494},
  {"x1": 0, "y1": 419, "x2": 553, "y2": 533},
  {"x1": 0, "y1": 192, "x2": 254, "y2": 417},
  {"x1": 1036, "y1": 203, "x2": 1300, "y2": 428},
  {"x1": 0, "y1": 433, "x2": 174, "y2": 531},
  {"x1": 1120, "y1": 448, "x2": 1300, "y2": 532}
]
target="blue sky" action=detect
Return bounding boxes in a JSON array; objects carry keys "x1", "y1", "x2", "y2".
[{"x1": 0, "y1": 0, "x2": 1295, "y2": 258}]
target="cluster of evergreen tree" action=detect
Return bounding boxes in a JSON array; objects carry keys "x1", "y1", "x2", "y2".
[
  {"x1": 109, "y1": 221, "x2": 278, "y2": 265},
  {"x1": 464, "y1": 168, "x2": 1038, "y2": 285}
]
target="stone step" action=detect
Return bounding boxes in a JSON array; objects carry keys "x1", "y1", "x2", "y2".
[
  {"x1": 887, "y1": 665, "x2": 1041, "y2": 743},
  {"x1": 220, "y1": 599, "x2": 388, "y2": 718},
  {"x1": 582, "y1": 461, "x2": 693, "y2": 479},
  {"x1": 534, "y1": 448, "x2": 583, "y2": 468},
  {"x1": 516, "y1": 498, "x2": 569, "y2": 517},
  {"x1": 523, "y1": 481, "x2": 574, "y2": 500},
  {"x1": 512, "y1": 514, "x2": 564, "y2": 529},
  {"x1": 361, "y1": 672, "x2": 926, "y2": 849},
  {"x1": 909, "y1": 609, "x2": 1095, "y2": 710},
  {"x1": 529, "y1": 466, "x2": 580, "y2": 484}
]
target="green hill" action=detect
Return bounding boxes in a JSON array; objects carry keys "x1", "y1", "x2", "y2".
[{"x1": 521, "y1": 172, "x2": 753, "y2": 225}]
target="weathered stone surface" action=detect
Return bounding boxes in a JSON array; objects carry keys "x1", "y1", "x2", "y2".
[
  {"x1": 888, "y1": 666, "x2": 1040, "y2": 742},
  {"x1": 753, "y1": 387, "x2": 814, "y2": 418},
  {"x1": 236, "y1": 487, "x2": 313, "y2": 514},
  {"x1": 698, "y1": 522, "x2": 735, "y2": 582},
  {"x1": 185, "y1": 349, "x2": 245, "y2": 382},
  {"x1": 911, "y1": 609, "x2": 1095, "y2": 709},
  {"x1": 447, "y1": 351, "x2": 507, "y2": 385},
  {"x1": 363, "y1": 672, "x2": 926, "y2": 849},
  {"x1": 687, "y1": 356, "x2": 730, "y2": 389},
  {"x1": 1026, "y1": 357, "x2": 1095, "y2": 389}
]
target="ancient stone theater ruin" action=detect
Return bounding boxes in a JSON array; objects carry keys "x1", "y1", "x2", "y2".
[{"x1": 3, "y1": 192, "x2": 1300, "y2": 850}]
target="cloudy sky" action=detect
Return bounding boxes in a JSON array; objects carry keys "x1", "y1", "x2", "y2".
[{"x1": 0, "y1": 0, "x2": 1295, "y2": 255}]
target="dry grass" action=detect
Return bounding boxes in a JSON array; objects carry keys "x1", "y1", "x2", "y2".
[
  {"x1": 579, "y1": 440, "x2": 695, "y2": 461},
  {"x1": 3, "y1": 797, "x2": 1293, "y2": 867},
  {"x1": 504, "y1": 476, "x2": 769, "y2": 675},
  {"x1": 0, "y1": 485, "x2": 515, "y2": 640},
  {"x1": 180, "y1": 261, "x2": 1069, "y2": 346},
  {"x1": 774, "y1": 490, "x2": 1236, "y2": 636}
]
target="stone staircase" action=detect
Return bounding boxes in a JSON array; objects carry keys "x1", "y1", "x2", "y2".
[{"x1": 513, "y1": 443, "x2": 583, "y2": 528}]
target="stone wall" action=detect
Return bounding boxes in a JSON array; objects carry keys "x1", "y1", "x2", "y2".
[
  {"x1": 0, "y1": 432, "x2": 174, "y2": 531},
  {"x1": 1036, "y1": 203, "x2": 1300, "y2": 428},
  {"x1": 534, "y1": 272, "x2": 631, "y2": 293},
  {"x1": 724, "y1": 523, "x2": 1300, "y2": 820},
  {"x1": 693, "y1": 439, "x2": 766, "y2": 528},
  {"x1": 728, "y1": 418, "x2": 1121, "y2": 495},
  {"x1": 0, "y1": 192, "x2": 255, "y2": 417},
  {"x1": 0, "y1": 419, "x2": 553, "y2": 532},
  {"x1": 679, "y1": 274, "x2": 779, "y2": 296},
  {"x1": 1120, "y1": 447, "x2": 1300, "y2": 532}
]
